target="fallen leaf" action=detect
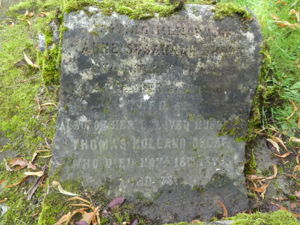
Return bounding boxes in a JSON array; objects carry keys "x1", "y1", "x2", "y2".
[
  {"x1": 54, "y1": 212, "x2": 72, "y2": 225},
  {"x1": 271, "y1": 136, "x2": 288, "y2": 151},
  {"x1": 9, "y1": 158, "x2": 37, "y2": 170},
  {"x1": 295, "y1": 191, "x2": 300, "y2": 198},
  {"x1": 81, "y1": 212, "x2": 95, "y2": 224},
  {"x1": 247, "y1": 174, "x2": 265, "y2": 181},
  {"x1": 27, "y1": 166, "x2": 48, "y2": 200},
  {"x1": 290, "y1": 137, "x2": 300, "y2": 143},
  {"x1": 271, "y1": 202, "x2": 300, "y2": 218},
  {"x1": 52, "y1": 181, "x2": 78, "y2": 196},
  {"x1": 294, "y1": 165, "x2": 300, "y2": 172},
  {"x1": 68, "y1": 196, "x2": 92, "y2": 205},
  {"x1": 252, "y1": 183, "x2": 269, "y2": 193},
  {"x1": 0, "y1": 179, "x2": 5, "y2": 185},
  {"x1": 217, "y1": 200, "x2": 228, "y2": 218},
  {"x1": 266, "y1": 165, "x2": 278, "y2": 180},
  {"x1": 24, "y1": 171, "x2": 44, "y2": 177},
  {"x1": 23, "y1": 52, "x2": 39, "y2": 68},
  {"x1": 129, "y1": 219, "x2": 138, "y2": 225},
  {"x1": 108, "y1": 197, "x2": 125, "y2": 209},
  {"x1": 5, "y1": 176, "x2": 29, "y2": 188},
  {"x1": 0, "y1": 198, "x2": 7, "y2": 203},
  {"x1": 267, "y1": 139, "x2": 280, "y2": 152},
  {"x1": 276, "y1": 21, "x2": 300, "y2": 29},
  {"x1": 274, "y1": 152, "x2": 291, "y2": 158},
  {"x1": 79, "y1": 206, "x2": 100, "y2": 225},
  {"x1": 70, "y1": 204, "x2": 94, "y2": 210}
]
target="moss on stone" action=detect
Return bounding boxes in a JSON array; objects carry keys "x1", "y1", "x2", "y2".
[
  {"x1": 244, "y1": 148, "x2": 257, "y2": 175},
  {"x1": 229, "y1": 210, "x2": 299, "y2": 225},
  {"x1": 99, "y1": 0, "x2": 182, "y2": 19},
  {"x1": 218, "y1": 116, "x2": 246, "y2": 141},
  {"x1": 213, "y1": 2, "x2": 253, "y2": 20}
]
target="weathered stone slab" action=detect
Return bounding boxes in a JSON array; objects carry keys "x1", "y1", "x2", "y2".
[{"x1": 53, "y1": 5, "x2": 262, "y2": 223}]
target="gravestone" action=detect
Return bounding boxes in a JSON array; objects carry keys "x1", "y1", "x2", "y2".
[{"x1": 53, "y1": 4, "x2": 262, "y2": 223}]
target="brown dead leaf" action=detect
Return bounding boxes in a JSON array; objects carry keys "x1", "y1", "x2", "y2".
[
  {"x1": 68, "y1": 196, "x2": 92, "y2": 205},
  {"x1": 0, "y1": 179, "x2": 5, "y2": 185},
  {"x1": 81, "y1": 206, "x2": 100, "y2": 225},
  {"x1": 9, "y1": 158, "x2": 37, "y2": 170},
  {"x1": 265, "y1": 165, "x2": 278, "y2": 180},
  {"x1": 0, "y1": 198, "x2": 7, "y2": 203},
  {"x1": 27, "y1": 166, "x2": 48, "y2": 200},
  {"x1": 271, "y1": 202, "x2": 300, "y2": 218},
  {"x1": 5, "y1": 176, "x2": 29, "y2": 188},
  {"x1": 247, "y1": 174, "x2": 265, "y2": 181},
  {"x1": 23, "y1": 52, "x2": 39, "y2": 68},
  {"x1": 252, "y1": 183, "x2": 269, "y2": 193},
  {"x1": 294, "y1": 165, "x2": 300, "y2": 172},
  {"x1": 274, "y1": 152, "x2": 292, "y2": 158},
  {"x1": 271, "y1": 136, "x2": 288, "y2": 151},
  {"x1": 276, "y1": 21, "x2": 300, "y2": 29},
  {"x1": 217, "y1": 200, "x2": 228, "y2": 218},
  {"x1": 54, "y1": 212, "x2": 72, "y2": 225},
  {"x1": 267, "y1": 139, "x2": 280, "y2": 152},
  {"x1": 70, "y1": 204, "x2": 94, "y2": 210}
]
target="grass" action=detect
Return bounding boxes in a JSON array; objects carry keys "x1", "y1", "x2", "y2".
[
  {"x1": 220, "y1": 0, "x2": 300, "y2": 139},
  {"x1": 0, "y1": 0, "x2": 299, "y2": 224}
]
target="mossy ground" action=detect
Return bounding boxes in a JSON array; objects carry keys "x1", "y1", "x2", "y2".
[{"x1": 0, "y1": 0, "x2": 299, "y2": 224}]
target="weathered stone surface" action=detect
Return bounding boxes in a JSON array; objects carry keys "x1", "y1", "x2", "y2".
[{"x1": 53, "y1": 5, "x2": 262, "y2": 223}]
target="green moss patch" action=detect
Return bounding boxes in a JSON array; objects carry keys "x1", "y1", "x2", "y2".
[
  {"x1": 99, "y1": 0, "x2": 183, "y2": 19},
  {"x1": 213, "y1": 2, "x2": 253, "y2": 20},
  {"x1": 229, "y1": 210, "x2": 299, "y2": 225}
]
